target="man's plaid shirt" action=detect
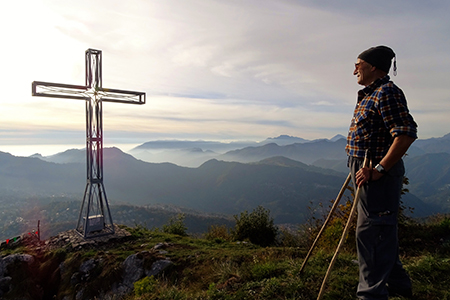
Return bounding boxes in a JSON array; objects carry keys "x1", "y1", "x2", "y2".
[{"x1": 346, "y1": 75, "x2": 417, "y2": 160}]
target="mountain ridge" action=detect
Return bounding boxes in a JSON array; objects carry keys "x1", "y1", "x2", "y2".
[
  {"x1": 0, "y1": 147, "x2": 441, "y2": 220},
  {"x1": 28, "y1": 133, "x2": 450, "y2": 168},
  {"x1": 1, "y1": 133, "x2": 450, "y2": 241}
]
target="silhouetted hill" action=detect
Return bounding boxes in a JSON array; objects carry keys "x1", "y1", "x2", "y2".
[
  {"x1": 261, "y1": 135, "x2": 309, "y2": 145},
  {"x1": 0, "y1": 151, "x2": 83, "y2": 197},
  {"x1": 129, "y1": 147, "x2": 218, "y2": 167},
  {"x1": 2, "y1": 135, "x2": 449, "y2": 240},
  {"x1": 0, "y1": 148, "x2": 438, "y2": 228},
  {"x1": 330, "y1": 134, "x2": 346, "y2": 142},
  {"x1": 128, "y1": 135, "x2": 345, "y2": 167},
  {"x1": 404, "y1": 152, "x2": 450, "y2": 209},
  {"x1": 37, "y1": 148, "x2": 86, "y2": 164},
  {"x1": 219, "y1": 138, "x2": 347, "y2": 164},
  {"x1": 121, "y1": 133, "x2": 450, "y2": 167},
  {"x1": 412, "y1": 133, "x2": 450, "y2": 154},
  {"x1": 39, "y1": 134, "x2": 449, "y2": 168},
  {"x1": 131, "y1": 140, "x2": 258, "y2": 152},
  {"x1": 1, "y1": 149, "x2": 349, "y2": 224},
  {"x1": 312, "y1": 158, "x2": 349, "y2": 174}
]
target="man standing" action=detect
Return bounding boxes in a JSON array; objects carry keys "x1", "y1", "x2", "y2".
[{"x1": 346, "y1": 46, "x2": 417, "y2": 299}]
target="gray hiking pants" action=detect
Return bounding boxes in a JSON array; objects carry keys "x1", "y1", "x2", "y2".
[{"x1": 349, "y1": 156, "x2": 412, "y2": 300}]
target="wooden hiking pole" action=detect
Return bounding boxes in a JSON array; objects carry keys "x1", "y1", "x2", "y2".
[
  {"x1": 316, "y1": 150, "x2": 369, "y2": 300},
  {"x1": 299, "y1": 172, "x2": 352, "y2": 274}
]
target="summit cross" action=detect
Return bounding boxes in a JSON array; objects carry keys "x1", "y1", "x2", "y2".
[{"x1": 32, "y1": 49, "x2": 145, "y2": 238}]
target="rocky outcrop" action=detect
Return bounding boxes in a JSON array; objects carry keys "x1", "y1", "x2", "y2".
[
  {"x1": 0, "y1": 254, "x2": 35, "y2": 297},
  {"x1": 42, "y1": 226, "x2": 132, "y2": 251},
  {"x1": 0, "y1": 229, "x2": 174, "y2": 299},
  {"x1": 101, "y1": 244, "x2": 174, "y2": 299}
]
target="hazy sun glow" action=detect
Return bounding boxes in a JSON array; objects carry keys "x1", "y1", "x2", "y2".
[{"x1": 1, "y1": 0, "x2": 450, "y2": 156}]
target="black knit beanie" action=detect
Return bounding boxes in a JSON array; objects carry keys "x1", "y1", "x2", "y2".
[{"x1": 358, "y1": 45, "x2": 397, "y2": 75}]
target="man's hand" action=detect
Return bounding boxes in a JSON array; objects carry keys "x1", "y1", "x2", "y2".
[
  {"x1": 355, "y1": 135, "x2": 415, "y2": 187},
  {"x1": 356, "y1": 167, "x2": 384, "y2": 187}
]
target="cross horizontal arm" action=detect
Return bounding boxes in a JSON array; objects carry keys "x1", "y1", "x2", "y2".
[
  {"x1": 32, "y1": 81, "x2": 88, "y2": 100},
  {"x1": 32, "y1": 81, "x2": 146, "y2": 104},
  {"x1": 97, "y1": 87, "x2": 146, "y2": 105}
]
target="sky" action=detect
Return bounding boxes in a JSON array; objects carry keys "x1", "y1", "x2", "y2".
[{"x1": 1, "y1": 0, "x2": 450, "y2": 156}]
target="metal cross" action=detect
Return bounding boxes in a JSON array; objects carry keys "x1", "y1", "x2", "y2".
[{"x1": 32, "y1": 49, "x2": 145, "y2": 238}]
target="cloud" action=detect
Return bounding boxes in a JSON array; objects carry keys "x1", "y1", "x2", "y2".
[{"x1": 1, "y1": 0, "x2": 450, "y2": 155}]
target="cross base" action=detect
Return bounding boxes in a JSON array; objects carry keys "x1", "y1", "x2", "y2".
[
  {"x1": 76, "y1": 224, "x2": 115, "y2": 239},
  {"x1": 75, "y1": 181, "x2": 115, "y2": 239}
]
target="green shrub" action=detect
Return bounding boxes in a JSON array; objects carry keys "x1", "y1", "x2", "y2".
[
  {"x1": 134, "y1": 275, "x2": 157, "y2": 296},
  {"x1": 205, "y1": 224, "x2": 232, "y2": 241},
  {"x1": 129, "y1": 223, "x2": 152, "y2": 238},
  {"x1": 232, "y1": 206, "x2": 278, "y2": 247},
  {"x1": 207, "y1": 283, "x2": 222, "y2": 299},
  {"x1": 163, "y1": 214, "x2": 188, "y2": 236},
  {"x1": 438, "y1": 216, "x2": 450, "y2": 232}
]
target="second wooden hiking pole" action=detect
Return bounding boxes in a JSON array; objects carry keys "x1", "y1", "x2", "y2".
[
  {"x1": 299, "y1": 172, "x2": 352, "y2": 274},
  {"x1": 316, "y1": 151, "x2": 369, "y2": 300}
]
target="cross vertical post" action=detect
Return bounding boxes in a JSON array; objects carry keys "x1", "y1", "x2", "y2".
[{"x1": 32, "y1": 49, "x2": 145, "y2": 238}]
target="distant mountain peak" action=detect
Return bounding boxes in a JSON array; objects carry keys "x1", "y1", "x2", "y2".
[
  {"x1": 273, "y1": 134, "x2": 295, "y2": 139},
  {"x1": 262, "y1": 135, "x2": 308, "y2": 145},
  {"x1": 256, "y1": 156, "x2": 308, "y2": 168},
  {"x1": 330, "y1": 134, "x2": 346, "y2": 142}
]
